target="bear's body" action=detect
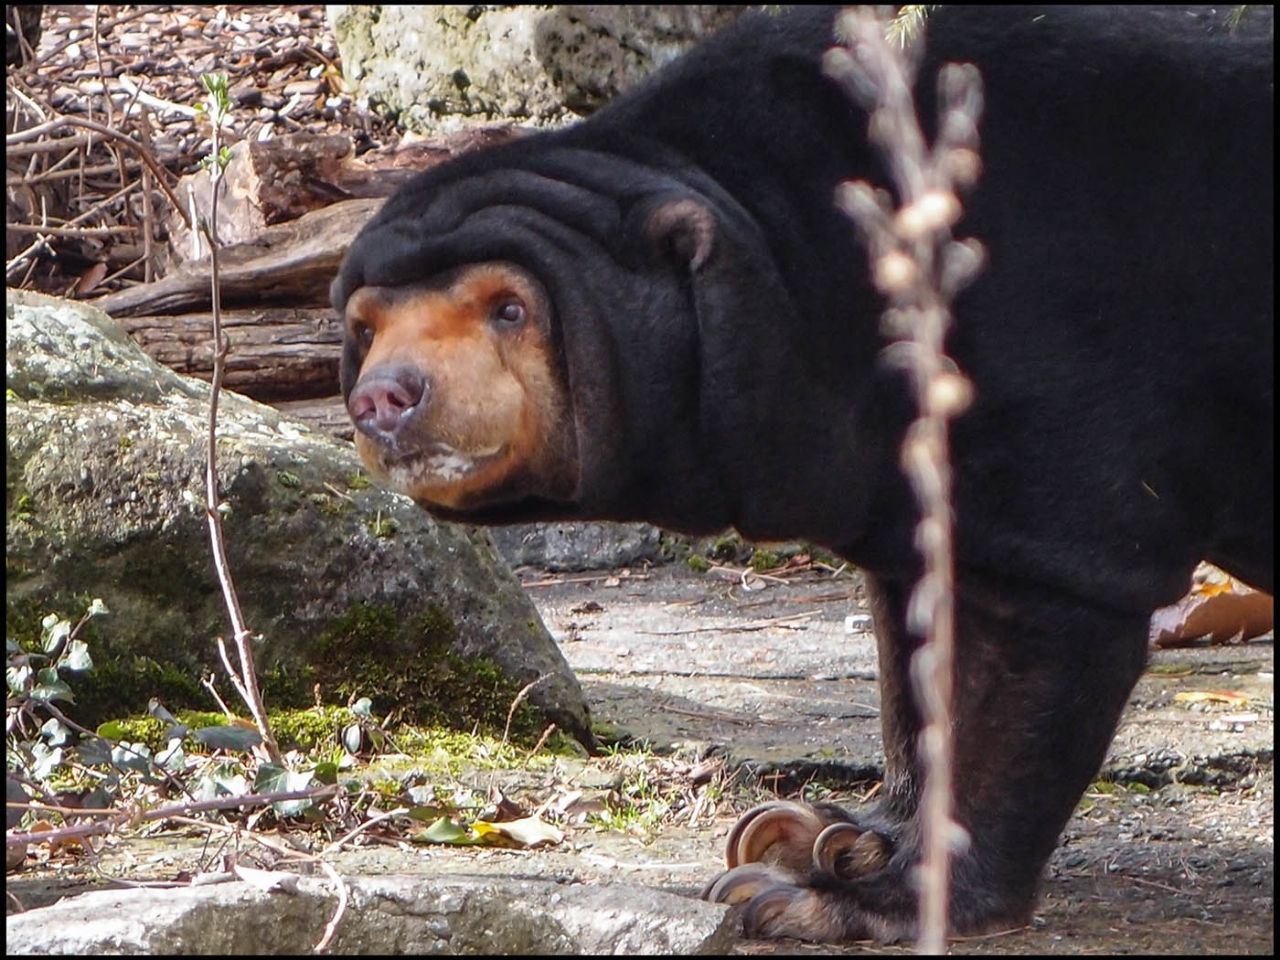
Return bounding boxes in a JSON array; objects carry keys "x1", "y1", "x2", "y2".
[{"x1": 333, "y1": 6, "x2": 1273, "y2": 942}]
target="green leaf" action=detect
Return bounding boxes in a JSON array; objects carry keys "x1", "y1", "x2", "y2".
[
  {"x1": 61, "y1": 639, "x2": 93, "y2": 672},
  {"x1": 341, "y1": 723, "x2": 364, "y2": 755},
  {"x1": 192, "y1": 724, "x2": 262, "y2": 751},
  {"x1": 31, "y1": 668, "x2": 74, "y2": 703},
  {"x1": 32, "y1": 743, "x2": 64, "y2": 780},
  {"x1": 406, "y1": 805, "x2": 454, "y2": 823},
  {"x1": 40, "y1": 717, "x2": 72, "y2": 747},
  {"x1": 41, "y1": 617, "x2": 71, "y2": 653},
  {"x1": 78, "y1": 738, "x2": 113, "y2": 767},
  {"x1": 95, "y1": 720, "x2": 126, "y2": 741},
  {"x1": 420, "y1": 817, "x2": 483, "y2": 846},
  {"x1": 110, "y1": 742, "x2": 151, "y2": 774},
  {"x1": 255, "y1": 765, "x2": 317, "y2": 817},
  {"x1": 147, "y1": 699, "x2": 177, "y2": 723},
  {"x1": 7, "y1": 663, "x2": 33, "y2": 695},
  {"x1": 7, "y1": 778, "x2": 30, "y2": 830}
]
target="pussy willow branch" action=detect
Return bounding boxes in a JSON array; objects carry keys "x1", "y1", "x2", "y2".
[{"x1": 825, "y1": 6, "x2": 985, "y2": 954}]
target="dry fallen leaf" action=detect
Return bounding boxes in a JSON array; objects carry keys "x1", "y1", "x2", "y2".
[
  {"x1": 1173, "y1": 690, "x2": 1252, "y2": 707},
  {"x1": 475, "y1": 815, "x2": 564, "y2": 848},
  {"x1": 1150, "y1": 565, "x2": 1273, "y2": 647},
  {"x1": 232, "y1": 864, "x2": 301, "y2": 893}
]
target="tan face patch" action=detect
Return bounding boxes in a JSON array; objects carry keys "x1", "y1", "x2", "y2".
[{"x1": 344, "y1": 263, "x2": 576, "y2": 510}]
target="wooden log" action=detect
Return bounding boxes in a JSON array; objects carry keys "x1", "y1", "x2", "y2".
[
  {"x1": 93, "y1": 197, "x2": 383, "y2": 318},
  {"x1": 118, "y1": 307, "x2": 341, "y2": 402}
]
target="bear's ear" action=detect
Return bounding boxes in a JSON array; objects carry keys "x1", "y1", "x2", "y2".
[{"x1": 633, "y1": 197, "x2": 717, "y2": 271}]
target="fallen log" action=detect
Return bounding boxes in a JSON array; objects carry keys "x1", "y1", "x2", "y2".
[
  {"x1": 93, "y1": 197, "x2": 383, "y2": 318},
  {"x1": 118, "y1": 307, "x2": 341, "y2": 402}
]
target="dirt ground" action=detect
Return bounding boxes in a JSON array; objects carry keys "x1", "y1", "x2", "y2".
[
  {"x1": 525, "y1": 560, "x2": 1273, "y2": 955},
  {"x1": 8, "y1": 560, "x2": 1272, "y2": 954}
]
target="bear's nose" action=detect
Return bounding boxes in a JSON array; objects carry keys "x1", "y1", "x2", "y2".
[{"x1": 348, "y1": 364, "x2": 428, "y2": 444}]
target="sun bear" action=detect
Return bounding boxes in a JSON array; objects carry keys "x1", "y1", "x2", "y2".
[{"x1": 332, "y1": 5, "x2": 1273, "y2": 943}]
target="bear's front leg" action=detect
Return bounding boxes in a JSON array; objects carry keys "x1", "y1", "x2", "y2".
[{"x1": 703, "y1": 572, "x2": 1153, "y2": 943}]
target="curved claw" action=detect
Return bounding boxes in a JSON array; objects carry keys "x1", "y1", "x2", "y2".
[
  {"x1": 812, "y1": 822, "x2": 892, "y2": 879},
  {"x1": 700, "y1": 863, "x2": 789, "y2": 905},
  {"x1": 723, "y1": 801, "x2": 799, "y2": 867},
  {"x1": 741, "y1": 882, "x2": 842, "y2": 942},
  {"x1": 728, "y1": 801, "x2": 825, "y2": 871}
]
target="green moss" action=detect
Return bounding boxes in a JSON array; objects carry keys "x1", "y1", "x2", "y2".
[
  {"x1": 589, "y1": 719, "x2": 628, "y2": 747},
  {"x1": 709, "y1": 533, "x2": 744, "y2": 562},
  {"x1": 267, "y1": 705, "x2": 351, "y2": 751},
  {"x1": 105, "y1": 716, "x2": 168, "y2": 751},
  {"x1": 276, "y1": 470, "x2": 301, "y2": 488},
  {"x1": 686, "y1": 554, "x2": 710, "y2": 573},
  {"x1": 369, "y1": 514, "x2": 400, "y2": 538},
  {"x1": 311, "y1": 601, "x2": 545, "y2": 743},
  {"x1": 749, "y1": 549, "x2": 782, "y2": 572},
  {"x1": 93, "y1": 707, "x2": 354, "y2": 755},
  {"x1": 347, "y1": 473, "x2": 371, "y2": 490},
  {"x1": 178, "y1": 710, "x2": 228, "y2": 730},
  {"x1": 12, "y1": 492, "x2": 36, "y2": 523},
  {"x1": 415, "y1": 603, "x2": 459, "y2": 656},
  {"x1": 318, "y1": 495, "x2": 347, "y2": 518},
  {"x1": 316, "y1": 602, "x2": 400, "y2": 660}
]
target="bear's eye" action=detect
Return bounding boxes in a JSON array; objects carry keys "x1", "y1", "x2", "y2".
[
  {"x1": 492, "y1": 299, "x2": 526, "y2": 328},
  {"x1": 354, "y1": 323, "x2": 373, "y2": 349}
]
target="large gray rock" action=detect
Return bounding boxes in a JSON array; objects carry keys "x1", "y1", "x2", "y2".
[
  {"x1": 5, "y1": 289, "x2": 591, "y2": 746},
  {"x1": 327, "y1": 5, "x2": 750, "y2": 131},
  {"x1": 491, "y1": 522, "x2": 663, "y2": 572},
  {"x1": 4, "y1": 874, "x2": 736, "y2": 954}
]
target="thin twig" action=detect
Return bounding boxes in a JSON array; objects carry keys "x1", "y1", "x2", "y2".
[
  {"x1": 321, "y1": 807, "x2": 410, "y2": 857},
  {"x1": 6, "y1": 117, "x2": 189, "y2": 229},
  {"x1": 197, "y1": 77, "x2": 283, "y2": 765},
  {"x1": 6, "y1": 785, "x2": 338, "y2": 848},
  {"x1": 314, "y1": 859, "x2": 350, "y2": 953},
  {"x1": 5, "y1": 223, "x2": 136, "y2": 237},
  {"x1": 501, "y1": 676, "x2": 548, "y2": 748}
]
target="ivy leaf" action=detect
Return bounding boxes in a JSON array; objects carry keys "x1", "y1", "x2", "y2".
[
  {"x1": 78, "y1": 738, "x2": 113, "y2": 767},
  {"x1": 41, "y1": 617, "x2": 70, "y2": 653},
  {"x1": 110, "y1": 742, "x2": 151, "y2": 775},
  {"x1": 192, "y1": 724, "x2": 262, "y2": 752},
  {"x1": 255, "y1": 765, "x2": 316, "y2": 817},
  {"x1": 419, "y1": 817, "x2": 484, "y2": 846},
  {"x1": 7, "y1": 663, "x2": 33, "y2": 695},
  {"x1": 31, "y1": 668, "x2": 74, "y2": 703},
  {"x1": 40, "y1": 717, "x2": 72, "y2": 747},
  {"x1": 32, "y1": 743, "x2": 63, "y2": 780},
  {"x1": 61, "y1": 639, "x2": 93, "y2": 673}
]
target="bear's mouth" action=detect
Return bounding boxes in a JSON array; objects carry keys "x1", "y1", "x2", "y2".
[{"x1": 378, "y1": 441, "x2": 506, "y2": 491}]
